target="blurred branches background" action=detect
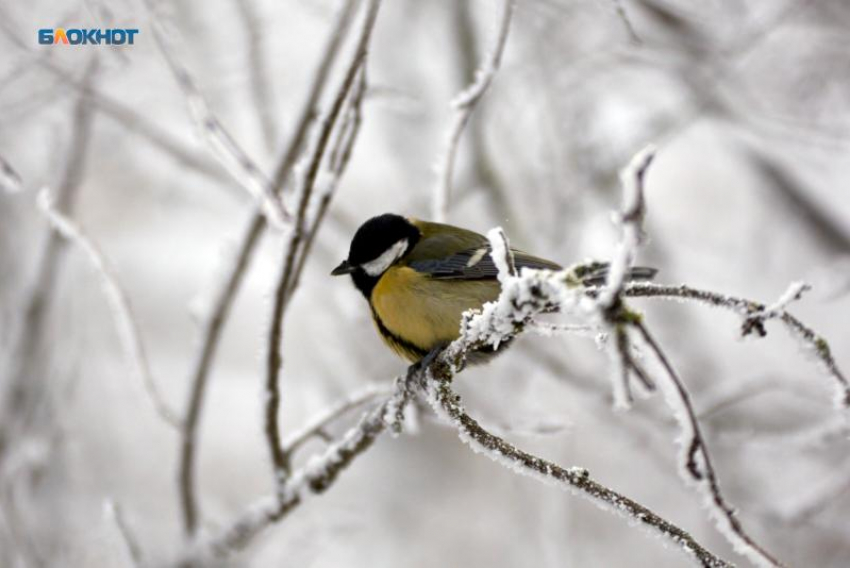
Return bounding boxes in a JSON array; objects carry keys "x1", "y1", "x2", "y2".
[{"x1": 1, "y1": 0, "x2": 849, "y2": 566}]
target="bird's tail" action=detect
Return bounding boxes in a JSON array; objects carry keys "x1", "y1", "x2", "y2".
[{"x1": 576, "y1": 262, "x2": 658, "y2": 287}]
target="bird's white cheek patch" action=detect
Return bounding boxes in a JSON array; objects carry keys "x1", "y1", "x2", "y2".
[{"x1": 362, "y1": 239, "x2": 408, "y2": 276}]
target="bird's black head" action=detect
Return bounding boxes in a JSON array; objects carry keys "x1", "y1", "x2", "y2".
[{"x1": 331, "y1": 213, "x2": 421, "y2": 298}]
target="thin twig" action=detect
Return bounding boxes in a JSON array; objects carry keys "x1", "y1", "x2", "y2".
[
  {"x1": 432, "y1": 0, "x2": 516, "y2": 222},
  {"x1": 1, "y1": 58, "x2": 97, "y2": 462},
  {"x1": 598, "y1": 144, "x2": 655, "y2": 311},
  {"x1": 597, "y1": 145, "x2": 656, "y2": 408},
  {"x1": 282, "y1": 384, "x2": 390, "y2": 456},
  {"x1": 234, "y1": 0, "x2": 277, "y2": 150},
  {"x1": 150, "y1": 21, "x2": 289, "y2": 228},
  {"x1": 176, "y1": 0, "x2": 361, "y2": 536},
  {"x1": 425, "y1": 368, "x2": 732, "y2": 568},
  {"x1": 263, "y1": 0, "x2": 382, "y2": 492},
  {"x1": 270, "y1": 0, "x2": 362, "y2": 191},
  {"x1": 105, "y1": 500, "x2": 143, "y2": 568},
  {"x1": 286, "y1": 66, "x2": 368, "y2": 299},
  {"x1": 610, "y1": 0, "x2": 643, "y2": 45},
  {"x1": 37, "y1": 189, "x2": 181, "y2": 428},
  {"x1": 633, "y1": 321, "x2": 785, "y2": 568},
  {"x1": 621, "y1": 283, "x2": 850, "y2": 408},
  {"x1": 183, "y1": 372, "x2": 414, "y2": 562},
  {"x1": 178, "y1": 213, "x2": 264, "y2": 535}
]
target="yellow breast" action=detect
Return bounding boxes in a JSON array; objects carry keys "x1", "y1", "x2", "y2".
[{"x1": 370, "y1": 266, "x2": 501, "y2": 361}]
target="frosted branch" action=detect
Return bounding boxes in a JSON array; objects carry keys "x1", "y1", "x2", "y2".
[
  {"x1": 741, "y1": 281, "x2": 811, "y2": 338},
  {"x1": 609, "y1": 0, "x2": 643, "y2": 44},
  {"x1": 633, "y1": 322, "x2": 785, "y2": 568},
  {"x1": 424, "y1": 364, "x2": 731, "y2": 568},
  {"x1": 590, "y1": 143, "x2": 785, "y2": 564},
  {"x1": 263, "y1": 0, "x2": 382, "y2": 495},
  {"x1": 597, "y1": 144, "x2": 655, "y2": 311},
  {"x1": 594, "y1": 145, "x2": 657, "y2": 409},
  {"x1": 282, "y1": 384, "x2": 390, "y2": 455},
  {"x1": 150, "y1": 22, "x2": 289, "y2": 229},
  {"x1": 486, "y1": 226, "x2": 516, "y2": 283},
  {"x1": 37, "y1": 188, "x2": 181, "y2": 429},
  {"x1": 176, "y1": 0, "x2": 363, "y2": 537},
  {"x1": 287, "y1": 66, "x2": 368, "y2": 299},
  {"x1": 621, "y1": 283, "x2": 850, "y2": 408},
  {"x1": 183, "y1": 370, "x2": 415, "y2": 562},
  {"x1": 432, "y1": 0, "x2": 516, "y2": 222}
]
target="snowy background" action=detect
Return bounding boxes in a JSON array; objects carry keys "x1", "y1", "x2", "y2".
[{"x1": 1, "y1": 0, "x2": 850, "y2": 566}]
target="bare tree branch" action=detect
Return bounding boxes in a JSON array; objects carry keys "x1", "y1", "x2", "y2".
[
  {"x1": 282, "y1": 384, "x2": 390, "y2": 456},
  {"x1": 150, "y1": 21, "x2": 289, "y2": 228},
  {"x1": 104, "y1": 500, "x2": 143, "y2": 568},
  {"x1": 181, "y1": 371, "x2": 414, "y2": 563},
  {"x1": 433, "y1": 0, "x2": 516, "y2": 222},
  {"x1": 621, "y1": 283, "x2": 850, "y2": 408},
  {"x1": 425, "y1": 368, "x2": 732, "y2": 568},
  {"x1": 0, "y1": 58, "x2": 99, "y2": 462},
  {"x1": 633, "y1": 321, "x2": 785, "y2": 568},
  {"x1": 263, "y1": 0, "x2": 382, "y2": 495},
  {"x1": 609, "y1": 0, "x2": 643, "y2": 45},
  {"x1": 37, "y1": 188, "x2": 181, "y2": 428},
  {"x1": 176, "y1": 0, "x2": 362, "y2": 537},
  {"x1": 233, "y1": 0, "x2": 277, "y2": 151},
  {"x1": 286, "y1": 66, "x2": 368, "y2": 299}
]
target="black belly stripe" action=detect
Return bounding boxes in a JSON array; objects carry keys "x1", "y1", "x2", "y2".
[{"x1": 369, "y1": 306, "x2": 428, "y2": 359}]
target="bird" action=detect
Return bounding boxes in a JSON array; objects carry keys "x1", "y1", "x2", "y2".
[{"x1": 331, "y1": 213, "x2": 655, "y2": 364}]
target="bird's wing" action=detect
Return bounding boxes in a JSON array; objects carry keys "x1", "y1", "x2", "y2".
[
  {"x1": 405, "y1": 219, "x2": 561, "y2": 280},
  {"x1": 408, "y1": 244, "x2": 561, "y2": 280}
]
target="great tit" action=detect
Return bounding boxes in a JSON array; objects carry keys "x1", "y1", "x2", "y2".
[{"x1": 332, "y1": 214, "x2": 655, "y2": 363}]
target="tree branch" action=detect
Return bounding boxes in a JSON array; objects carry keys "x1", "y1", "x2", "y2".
[
  {"x1": 37, "y1": 189, "x2": 181, "y2": 428},
  {"x1": 176, "y1": 0, "x2": 362, "y2": 536},
  {"x1": 262, "y1": 0, "x2": 382, "y2": 494},
  {"x1": 432, "y1": 0, "x2": 516, "y2": 222},
  {"x1": 620, "y1": 283, "x2": 850, "y2": 409},
  {"x1": 150, "y1": 20, "x2": 289, "y2": 228},
  {"x1": 424, "y1": 367, "x2": 732, "y2": 568}
]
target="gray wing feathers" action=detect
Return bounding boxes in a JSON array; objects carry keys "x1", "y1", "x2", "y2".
[{"x1": 409, "y1": 247, "x2": 560, "y2": 280}]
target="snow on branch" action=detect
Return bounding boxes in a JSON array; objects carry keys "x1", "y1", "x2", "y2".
[
  {"x1": 595, "y1": 144, "x2": 656, "y2": 409},
  {"x1": 424, "y1": 370, "x2": 732, "y2": 568},
  {"x1": 263, "y1": 0, "x2": 382, "y2": 498},
  {"x1": 741, "y1": 281, "x2": 811, "y2": 337},
  {"x1": 632, "y1": 321, "x2": 786, "y2": 568},
  {"x1": 410, "y1": 242, "x2": 731, "y2": 565},
  {"x1": 621, "y1": 283, "x2": 850, "y2": 409},
  {"x1": 37, "y1": 188, "x2": 181, "y2": 429},
  {"x1": 183, "y1": 370, "x2": 415, "y2": 563},
  {"x1": 592, "y1": 146, "x2": 785, "y2": 567},
  {"x1": 597, "y1": 144, "x2": 654, "y2": 311},
  {"x1": 176, "y1": 0, "x2": 363, "y2": 538},
  {"x1": 486, "y1": 226, "x2": 517, "y2": 283},
  {"x1": 149, "y1": 21, "x2": 289, "y2": 229},
  {"x1": 432, "y1": 0, "x2": 516, "y2": 222},
  {"x1": 282, "y1": 384, "x2": 390, "y2": 455}
]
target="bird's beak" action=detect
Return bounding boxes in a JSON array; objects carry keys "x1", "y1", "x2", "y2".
[{"x1": 331, "y1": 260, "x2": 356, "y2": 276}]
